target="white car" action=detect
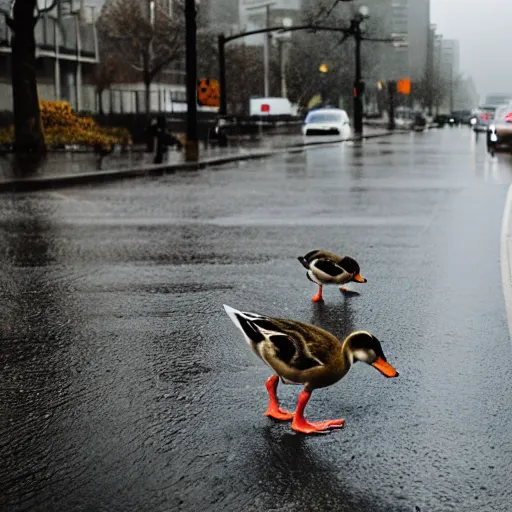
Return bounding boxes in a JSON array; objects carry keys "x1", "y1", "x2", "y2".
[{"x1": 302, "y1": 108, "x2": 352, "y2": 137}]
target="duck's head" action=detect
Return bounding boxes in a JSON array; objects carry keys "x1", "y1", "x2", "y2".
[
  {"x1": 345, "y1": 331, "x2": 399, "y2": 378},
  {"x1": 340, "y1": 256, "x2": 367, "y2": 283}
]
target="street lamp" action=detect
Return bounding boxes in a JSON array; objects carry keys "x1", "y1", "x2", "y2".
[
  {"x1": 185, "y1": 0, "x2": 198, "y2": 161},
  {"x1": 149, "y1": 0, "x2": 155, "y2": 26},
  {"x1": 319, "y1": 63, "x2": 330, "y2": 105},
  {"x1": 358, "y1": 5, "x2": 369, "y2": 19},
  {"x1": 275, "y1": 17, "x2": 293, "y2": 98},
  {"x1": 352, "y1": 4, "x2": 369, "y2": 136},
  {"x1": 244, "y1": 1, "x2": 276, "y2": 98}
]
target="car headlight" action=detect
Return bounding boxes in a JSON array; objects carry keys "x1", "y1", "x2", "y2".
[{"x1": 470, "y1": 117, "x2": 477, "y2": 125}]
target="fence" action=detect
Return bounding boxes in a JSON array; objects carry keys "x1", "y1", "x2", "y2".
[{"x1": 100, "y1": 89, "x2": 194, "y2": 115}]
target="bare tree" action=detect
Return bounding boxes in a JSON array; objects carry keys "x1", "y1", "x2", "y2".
[
  {"x1": 285, "y1": 30, "x2": 355, "y2": 114},
  {"x1": 92, "y1": 52, "x2": 122, "y2": 115},
  {"x1": 4, "y1": 0, "x2": 64, "y2": 154},
  {"x1": 225, "y1": 44, "x2": 264, "y2": 114},
  {"x1": 415, "y1": 71, "x2": 447, "y2": 114},
  {"x1": 98, "y1": 0, "x2": 184, "y2": 114}
]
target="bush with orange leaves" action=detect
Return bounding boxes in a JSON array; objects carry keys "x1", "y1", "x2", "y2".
[{"x1": 0, "y1": 101, "x2": 132, "y2": 151}]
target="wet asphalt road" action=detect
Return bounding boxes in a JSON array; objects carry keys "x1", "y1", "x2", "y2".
[{"x1": 2, "y1": 128, "x2": 512, "y2": 512}]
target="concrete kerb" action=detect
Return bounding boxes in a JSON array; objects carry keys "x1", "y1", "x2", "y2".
[
  {"x1": 0, "y1": 130, "x2": 409, "y2": 193},
  {"x1": 500, "y1": 184, "x2": 512, "y2": 339}
]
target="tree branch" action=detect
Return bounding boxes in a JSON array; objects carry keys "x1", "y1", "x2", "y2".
[{"x1": 37, "y1": 0, "x2": 59, "y2": 14}]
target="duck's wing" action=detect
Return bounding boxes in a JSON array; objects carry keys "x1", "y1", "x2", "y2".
[
  {"x1": 223, "y1": 305, "x2": 328, "y2": 374},
  {"x1": 310, "y1": 258, "x2": 351, "y2": 283}
]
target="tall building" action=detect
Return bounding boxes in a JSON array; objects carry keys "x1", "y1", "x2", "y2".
[
  {"x1": 359, "y1": 0, "x2": 429, "y2": 83},
  {"x1": 407, "y1": 0, "x2": 429, "y2": 81},
  {"x1": 440, "y1": 38, "x2": 459, "y2": 110},
  {"x1": 202, "y1": 0, "x2": 239, "y2": 33},
  {"x1": 239, "y1": 0, "x2": 302, "y2": 45},
  {"x1": 454, "y1": 75, "x2": 479, "y2": 110},
  {"x1": 440, "y1": 39, "x2": 460, "y2": 83}
]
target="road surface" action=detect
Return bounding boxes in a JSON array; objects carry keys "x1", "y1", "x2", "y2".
[{"x1": 1, "y1": 127, "x2": 512, "y2": 512}]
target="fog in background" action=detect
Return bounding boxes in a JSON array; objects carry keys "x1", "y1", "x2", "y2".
[{"x1": 431, "y1": 0, "x2": 512, "y2": 102}]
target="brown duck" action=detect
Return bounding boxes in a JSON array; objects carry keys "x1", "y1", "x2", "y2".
[
  {"x1": 224, "y1": 305, "x2": 398, "y2": 434},
  {"x1": 298, "y1": 249, "x2": 367, "y2": 302}
]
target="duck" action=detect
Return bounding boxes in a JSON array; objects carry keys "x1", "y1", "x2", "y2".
[
  {"x1": 298, "y1": 249, "x2": 367, "y2": 302},
  {"x1": 223, "y1": 305, "x2": 398, "y2": 434}
]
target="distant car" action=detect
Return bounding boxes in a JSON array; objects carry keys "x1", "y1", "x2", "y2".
[
  {"x1": 459, "y1": 110, "x2": 474, "y2": 125},
  {"x1": 487, "y1": 103, "x2": 512, "y2": 154},
  {"x1": 412, "y1": 112, "x2": 427, "y2": 131},
  {"x1": 473, "y1": 105, "x2": 497, "y2": 132},
  {"x1": 302, "y1": 108, "x2": 352, "y2": 137},
  {"x1": 434, "y1": 114, "x2": 450, "y2": 126},
  {"x1": 449, "y1": 110, "x2": 472, "y2": 125}
]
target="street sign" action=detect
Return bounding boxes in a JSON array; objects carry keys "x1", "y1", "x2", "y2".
[
  {"x1": 197, "y1": 78, "x2": 220, "y2": 107},
  {"x1": 261, "y1": 104, "x2": 270, "y2": 113},
  {"x1": 397, "y1": 78, "x2": 411, "y2": 95}
]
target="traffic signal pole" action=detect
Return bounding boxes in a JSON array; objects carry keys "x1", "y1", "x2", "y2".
[
  {"x1": 185, "y1": 0, "x2": 198, "y2": 161},
  {"x1": 353, "y1": 20, "x2": 363, "y2": 136}
]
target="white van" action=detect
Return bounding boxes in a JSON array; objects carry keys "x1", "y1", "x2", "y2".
[{"x1": 249, "y1": 97, "x2": 297, "y2": 116}]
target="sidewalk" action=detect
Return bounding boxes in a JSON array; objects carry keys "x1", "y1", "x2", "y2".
[{"x1": 0, "y1": 128, "x2": 405, "y2": 192}]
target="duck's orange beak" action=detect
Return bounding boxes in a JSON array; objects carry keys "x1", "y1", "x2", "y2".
[
  {"x1": 371, "y1": 357, "x2": 399, "y2": 378},
  {"x1": 353, "y1": 273, "x2": 367, "y2": 283}
]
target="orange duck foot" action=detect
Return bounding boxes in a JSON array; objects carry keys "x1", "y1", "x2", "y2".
[
  {"x1": 264, "y1": 407, "x2": 295, "y2": 421},
  {"x1": 311, "y1": 286, "x2": 323, "y2": 302},
  {"x1": 291, "y1": 418, "x2": 345, "y2": 434}
]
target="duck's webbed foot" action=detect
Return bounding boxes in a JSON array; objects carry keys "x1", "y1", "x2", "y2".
[
  {"x1": 264, "y1": 407, "x2": 295, "y2": 421},
  {"x1": 292, "y1": 418, "x2": 345, "y2": 434},
  {"x1": 291, "y1": 390, "x2": 345, "y2": 434},
  {"x1": 264, "y1": 375, "x2": 295, "y2": 421}
]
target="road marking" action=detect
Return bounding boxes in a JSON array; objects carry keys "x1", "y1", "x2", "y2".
[{"x1": 500, "y1": 184, "x2": 512, "y2": 340}]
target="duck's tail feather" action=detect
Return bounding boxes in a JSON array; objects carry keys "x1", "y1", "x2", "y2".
[
  {"x1": 223, "y1": 305, "x2": 266, "y2": 345},
  {"x1": 298, "y1": 256, "x2": 310, "y2": 269}
]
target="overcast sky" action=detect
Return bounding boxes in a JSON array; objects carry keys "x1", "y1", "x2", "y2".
[{"x1": 431, "y1": 0, "x2": 512, "y2": 102}]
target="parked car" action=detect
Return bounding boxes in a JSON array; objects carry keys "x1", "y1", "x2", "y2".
[
  {"x1": 487, "y1": 103, "x2": 512, "y2": 155},
  {"x1": 302, "y1": 108, "x2": 352, "y2": 137}
]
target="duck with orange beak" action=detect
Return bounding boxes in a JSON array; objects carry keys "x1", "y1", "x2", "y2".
[
  {"x1": 224, "y1": 305, "x2": 399, "y2": 434},
  {"x1": 298, "y1": 249, "x2": 367, "y2": 302}
]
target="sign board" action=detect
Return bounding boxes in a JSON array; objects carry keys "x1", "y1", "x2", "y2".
[
  {"x1": 397, "y1": 78, "x2": 411, "y2": 95},
  {"x1": 197, "y1": 78, "x2": 220, "y2": 107},
  {"x1": 261, "y1": 104, "x2": 270, "y2": 113}
]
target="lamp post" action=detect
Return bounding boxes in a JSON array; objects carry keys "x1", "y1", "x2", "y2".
[
  {"x1": 185, "y1": 0, "x2": 198, "y2": 161},
  {"x1": 352, "y1": 5, "x2": 369, "y2": 136},
  {"x1": 275, "y1": 17, "x2": 292, "y2": 98},
  {"x1": 244, "y1": 1, "x2": 275, "y2": 98},
  {"x1": 319, "y1": 63, "x2": 329, "y2": 104}
]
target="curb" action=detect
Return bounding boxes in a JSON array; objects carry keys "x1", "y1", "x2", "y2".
[
  {"x1": 500, "y1": 184, "x2": 512, "y2": 339},
  {"x1": 0, "y1": 130, "x2": 407, "y2": 193}
]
